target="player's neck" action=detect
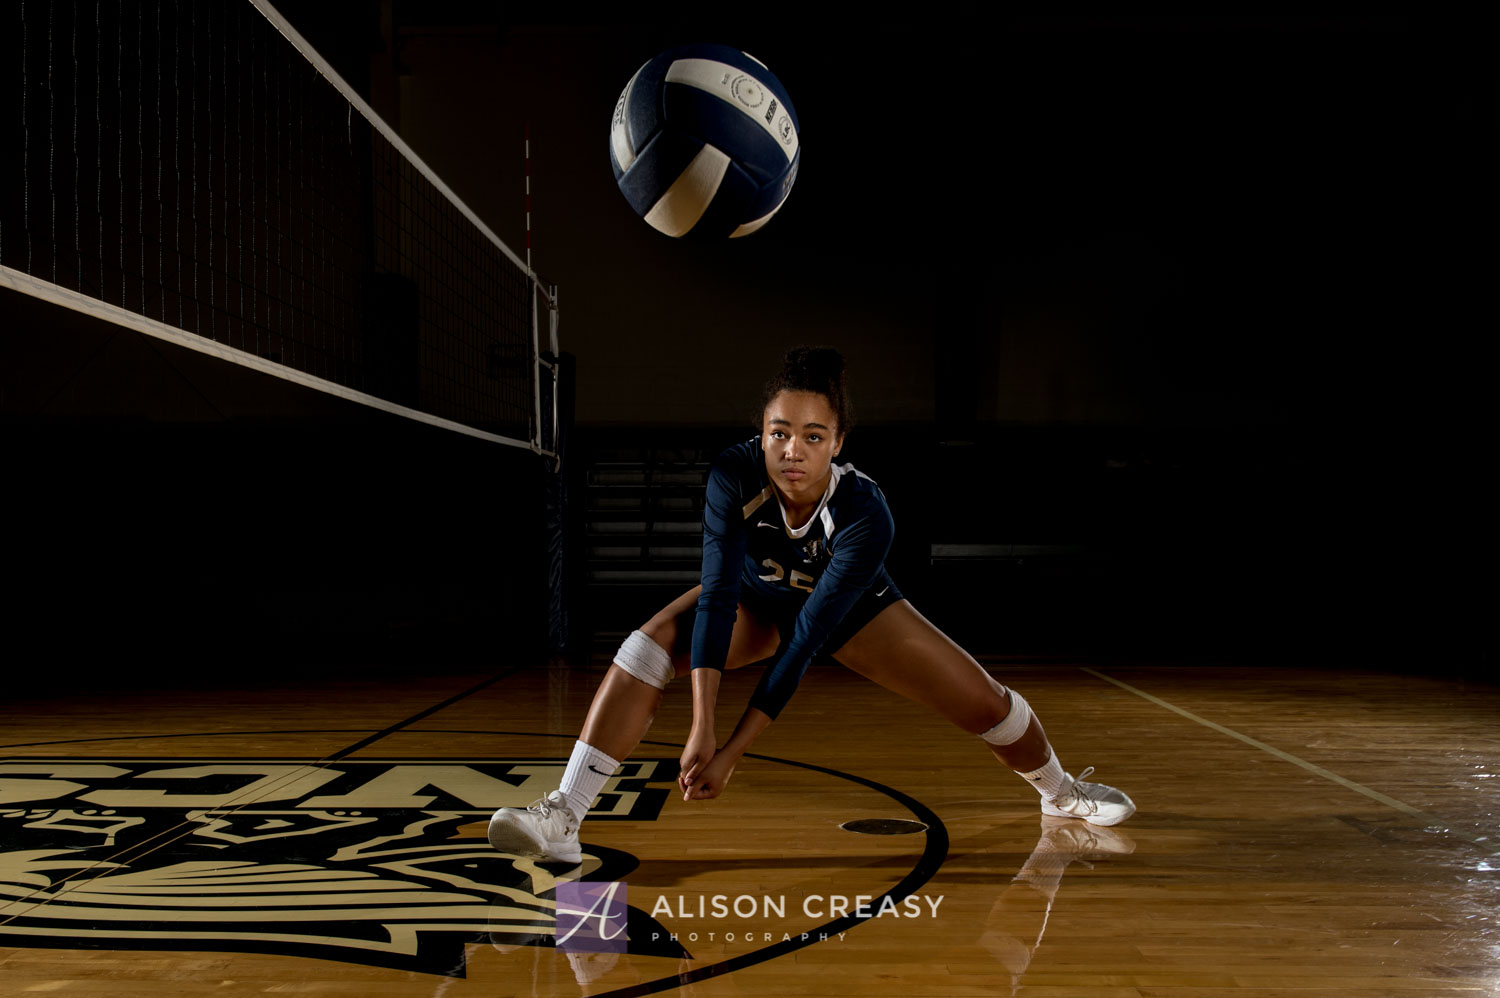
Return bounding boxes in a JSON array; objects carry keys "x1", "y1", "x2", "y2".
[
  {"x1": 780, "y1": 498, "x2": 815, "y2": 530},
  {"x1": 774, "y1": 470, "x2": 833, "y2": 529}
]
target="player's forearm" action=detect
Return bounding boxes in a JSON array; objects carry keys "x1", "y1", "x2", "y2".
[
  {"x1": 688, "y1": 667, "x2": 723, "y2": 737},
  {"x1": 719, "y1": 706, "x2": 773, "y2": 759}
]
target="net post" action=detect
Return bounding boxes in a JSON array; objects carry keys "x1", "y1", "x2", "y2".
[
  {"x1": 549, "y1": 284, "x2": 560, "y2": 472},
  {"x1": 526, "y1": 122, "x2": 542, "y2": 456},
  {"x1": 531, "y1": 284, "x2": 554, "y2": 460}
]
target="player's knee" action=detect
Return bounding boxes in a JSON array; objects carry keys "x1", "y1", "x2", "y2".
[
  {"x1": 978, "y1": 689, "x2": 1034, "y2": 745},
  {"x1": 614, "y1": 629, "x2": 674, "y2": 690}
]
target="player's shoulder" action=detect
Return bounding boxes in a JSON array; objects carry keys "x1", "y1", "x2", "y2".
[
  {"x1": 708, "y1": 436, "x2": 767, "y2": 493},
  {"x1": 832, "y1": 459, "x2": 882, "y2": 495},
  {"x1": 713, "y1": 435, "x2": 761, "y2": 465},
  {"x1": 831, "y1": 460, "x2": 891, "y2": 515}
]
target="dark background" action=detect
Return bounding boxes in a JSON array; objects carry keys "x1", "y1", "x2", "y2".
[{"x1": 5, "y1": 6, "x2": 1491, "y2": 682}]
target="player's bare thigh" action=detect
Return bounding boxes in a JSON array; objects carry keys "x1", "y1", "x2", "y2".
[
  {"x1": 639, "y1": 585, "x2": 781, "y2": 677},
  {"x1": 830, "y1": 599, "x2": 1009, "y2": 734}
]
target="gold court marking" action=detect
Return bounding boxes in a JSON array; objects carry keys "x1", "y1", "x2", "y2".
[{"x1": 1082, "y1": 666, "x2": 1498, "y2": 853}]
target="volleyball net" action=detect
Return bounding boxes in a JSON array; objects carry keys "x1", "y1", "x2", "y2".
[{"x1": 1, "y1": 0, "x2": 559, "y2": 456}]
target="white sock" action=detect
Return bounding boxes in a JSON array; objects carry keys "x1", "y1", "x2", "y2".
[
  {"x1": 1017, "y1": 751, "x2": 1067, "y2": 799},
  {"x1": 558, "y1": 740, "x2": 621, "y2": 822}
]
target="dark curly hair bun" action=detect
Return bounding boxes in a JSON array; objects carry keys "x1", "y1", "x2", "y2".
[{"x1": 761, "y1": 346, "x2": 853, "y2": 435}]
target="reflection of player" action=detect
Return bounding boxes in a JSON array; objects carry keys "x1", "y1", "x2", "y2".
[
  {"x1": 491, "y1": 348, "x2": 1135, "y2": 864},
  {"x1": 487, "y1": 933, "x2": 619, "y2": 996},
  {"x1": 981, "y1": 817, "x2": 1136, "y2": 996}
]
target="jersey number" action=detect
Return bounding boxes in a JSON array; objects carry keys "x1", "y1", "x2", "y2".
[{"x1": 759, "y1": 558, "x2": 815, "y2": 593}]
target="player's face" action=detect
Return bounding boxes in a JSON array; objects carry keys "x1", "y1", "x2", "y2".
[{"x1": 761, "y1": 390, "x2": 844, "y2": 512}]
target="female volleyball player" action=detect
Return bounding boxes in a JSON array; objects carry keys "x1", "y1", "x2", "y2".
[{"x1": 489, "y1": 347, "x2": 1134, "y2": 863}]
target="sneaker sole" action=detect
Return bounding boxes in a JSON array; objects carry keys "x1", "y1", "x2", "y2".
[
  {"x1": 1041, "y1": 800, "x2": 1137, "y2": 827},
  {"x1": 1083, "y1": 804, "x2": 1134, "y2": 827}
]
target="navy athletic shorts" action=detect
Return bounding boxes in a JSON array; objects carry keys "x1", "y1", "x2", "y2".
[{"x1": 670, "y1": 575, "x2": 905, "y2": 664}]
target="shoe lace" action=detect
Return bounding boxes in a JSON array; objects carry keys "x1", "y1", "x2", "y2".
[
  {"x1": 1066, "y1": 766, "x2": 1099, "y2": 814},
  {"x1": 527, "y1": 795, "x2": 568, "y2": 820}
]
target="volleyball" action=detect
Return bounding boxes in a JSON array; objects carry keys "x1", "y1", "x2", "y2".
[{"x1": 609, "y1": 43, "x2": 800, "y2": 239}]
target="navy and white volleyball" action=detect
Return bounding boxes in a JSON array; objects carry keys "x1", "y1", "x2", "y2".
[{"x1": 610, "y1": 44, "x2": 800, "y2": 239}]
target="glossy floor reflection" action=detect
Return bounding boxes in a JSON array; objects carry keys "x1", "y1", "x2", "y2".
[
  {"x1": 2, "y1": 660, "x2": 1496, "y2": 996},
  {"x1": 979, "y1": 818, "x2": 1138, "y2": 996}
]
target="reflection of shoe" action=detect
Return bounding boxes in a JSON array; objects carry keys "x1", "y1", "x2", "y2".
[
  {"x1": 488, "y1": 932, "x2": 573, "y2": 998},
  {"x1": 489, "y1": 791, "x2": 582, "y2": 863},
  {"x1": 1035, "y1": 814, "x2": 1137, "y2": 859},
  {"x1": 565, "y1": 948, "x2": 620, "y2": 987},
  {"x1": 1041, "y1": 767, "x2": 1136, "y2": 826}
]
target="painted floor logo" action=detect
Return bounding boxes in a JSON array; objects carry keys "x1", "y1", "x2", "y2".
[{"x1": 0, "y1": 757, "x2": 682, "y2": 976}]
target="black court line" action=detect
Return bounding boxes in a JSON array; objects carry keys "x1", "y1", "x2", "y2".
[
  {"x1": 0, "y1": 729, "x2": 376, "y2": 750},
  {"x1": 0, "y1": 673, "x2": 522, "y2": 755},
  {"x1": 322, "y1": 669, "x2": 521, "y2": 761},
  {"x1": 0, "y1": 669, "x2": 522, "y2": 919}
]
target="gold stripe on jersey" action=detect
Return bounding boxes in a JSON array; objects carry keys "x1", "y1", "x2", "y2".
[{"x1": 742, "y1": 487, "x2": 774, "y2": 520}]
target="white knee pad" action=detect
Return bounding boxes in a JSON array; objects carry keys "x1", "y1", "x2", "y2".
[
  {"x1": 614, "y1": 630, "x2": 674, "y2": 690},
  {"x1": 980, "y1": 689, "x2": 1035, "y2": 746}
]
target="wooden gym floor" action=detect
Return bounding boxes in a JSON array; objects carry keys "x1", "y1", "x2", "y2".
[{"x1": 2, "y1": 656, "x2": 1496, "y2": 997}]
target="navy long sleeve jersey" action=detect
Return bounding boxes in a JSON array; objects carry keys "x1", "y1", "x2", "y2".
[{"x1": 690, "y1": 436, "x2": 896, "y2": 719}]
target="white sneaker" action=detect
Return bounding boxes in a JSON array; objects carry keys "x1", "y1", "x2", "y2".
[
  {"x1": 1040, "y1": 767, "x2": 1136, "y2": 826},
  {"x1": 488, "y1": 790, "x2": 582, "y2": 864}
]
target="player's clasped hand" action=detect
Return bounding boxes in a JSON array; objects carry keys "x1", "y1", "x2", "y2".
[
  {"x1": 679, "y1": 727, "x2": 734, "y2": 800},
  {"x1": 678, "y1": 727, "x2": 714, "y2": 796},
  {"x1": 682, "y1": 749, "x2": 738, "y2": 801}
]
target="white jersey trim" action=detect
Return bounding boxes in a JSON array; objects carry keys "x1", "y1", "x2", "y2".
[
  {"x1": 740, "y1": 460, "x2": 870, "y2": 540},
  {"x1": 777, "y1": 464, "x2": 842, "y2": 540}
]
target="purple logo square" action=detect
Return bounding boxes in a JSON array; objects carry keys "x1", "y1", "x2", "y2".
[{"x1": 555, "y1": 881, "x2": 628, "y2": 953}]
